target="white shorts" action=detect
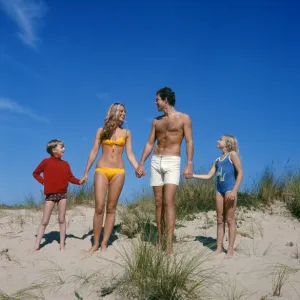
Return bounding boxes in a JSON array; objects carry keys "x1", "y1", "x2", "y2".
[{"x1": 150, "y1": 155, "x2": 181, "y2": 186}]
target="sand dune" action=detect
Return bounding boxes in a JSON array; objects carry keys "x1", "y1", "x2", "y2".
[{"x1": 1, "y1": 203, "x2": 299, "y2": 299}]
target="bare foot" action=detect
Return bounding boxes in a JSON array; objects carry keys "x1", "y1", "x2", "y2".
[
  {"x1": 165, "y1": 247, "x2": 173, "y2": 256},
  {"x1": 82, "y1": 245, "x2": 99, "y2": 257},
  {"x1": 59, "y1": 246, "x2": 65, "y2": 251},
  {"x1": 213, "y1": 249, "x2": 223, "y2": 255},
  {"x1": 156, "y1": 243, "x2": 162, "y2": 250},
  {"x1": 100, "y1": 244, "x2": 107, "y2": 252},
  {"x1": 226, "y1": 250, "x2": 234, "y2": 259},
  {"x1": 28, "y1": 247, "x2": 40, "y2": 254}
]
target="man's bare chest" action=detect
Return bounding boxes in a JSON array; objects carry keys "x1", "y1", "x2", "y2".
[{"x1": 155, "y1": 119, "x2": 183, "y2": 134}]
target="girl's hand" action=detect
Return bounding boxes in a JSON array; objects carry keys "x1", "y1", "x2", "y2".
[{"x1": 227, "y1": 191, "x2": 237, "y2": 201}]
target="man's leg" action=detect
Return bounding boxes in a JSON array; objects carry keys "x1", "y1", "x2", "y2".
[
  {"x1": 162, "y1": 184, "x2": 177, "y2": 254},
  {"x1": 153, "y1": 186, "x2": 164, "y2": 248},
  {"x1": 150, "y1": 156, "x2": 164, "y2": 248}
]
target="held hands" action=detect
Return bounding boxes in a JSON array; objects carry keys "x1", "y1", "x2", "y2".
[
  {"x1": 135, "y1": 163, "x2": 146, "y2": 178},
  {"x1": 80, "y1": 173, "x2": 88, "y2": 185},
  {"x1": 182, "y1": 163, "x2": 193, "y2": 179}
]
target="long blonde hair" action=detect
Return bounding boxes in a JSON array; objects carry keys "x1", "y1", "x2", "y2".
[
  {"x1": 100, "y1": 103, "x2": 125, "y2": 141},
  {"x1": 223, "y1": 134, "x2": 239, "y2": 153}
]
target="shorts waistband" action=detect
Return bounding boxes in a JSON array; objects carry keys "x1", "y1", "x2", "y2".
[{"x1": 152, "y1": 155, "x2": 181, "y2": 160}]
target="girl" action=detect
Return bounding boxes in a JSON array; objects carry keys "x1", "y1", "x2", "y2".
[
  {"x1": 192, "y1": 135, "x2": 243, "y2": 257},
  {"x1": 81, "y1": 103, "x2": 140, "y2": 254}
]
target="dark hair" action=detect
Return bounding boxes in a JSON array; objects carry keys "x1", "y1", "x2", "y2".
[
  {"x1": 156, "y1": 87, "x2": 176, "y2": 106},
  {"x1": 46, "y1": 139, "x2": 64, "y2": 155}
]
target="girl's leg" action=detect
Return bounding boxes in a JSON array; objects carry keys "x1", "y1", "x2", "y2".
[
  {"x1": 225, "y1": 194, "x2": 237, "y2": 257},
  {"x1": 101, "y1": 173, "x2": 125, "y2": 250},
  {"x1": 215, "y1": 192, "x2": 225, "y2": 254},
  {"x1": 29, "y1": 201, "x2": 55, "y2": 253},
  {"x1": 88, "y1": 172, "x2": 108, "y2": 253},
  {"x1": 57, "y1": 198, "x2": 67, "y2": 250}
]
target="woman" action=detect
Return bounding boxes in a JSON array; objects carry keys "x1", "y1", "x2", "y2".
[{"x1": 81, "y1": 103, "x2": 139, "y2": 253}]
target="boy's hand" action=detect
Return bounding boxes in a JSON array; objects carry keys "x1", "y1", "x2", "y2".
[{"x1": 80, "y1": 174, "x2": 88, "y2": 185}]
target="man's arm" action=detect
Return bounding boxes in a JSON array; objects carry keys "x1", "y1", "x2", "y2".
[
  {"x1": 135, "y1": 120, "x2": 156, "y2": 177},
  {"x1": 182, "y1": 114, "x2": 194, "y2": 178},
  {"x1": 140, "y1": 120, "x2": 156, "y2": 164}
]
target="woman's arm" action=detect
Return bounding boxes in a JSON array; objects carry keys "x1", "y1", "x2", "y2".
[
  {"x1": 81, "y1": 128, "x2": 102, "y2": 181},
  {"x1": 192, "y1": 162, "x2": 216, "y2": 180},
  {"x1": 125, "y1": 130, "x2": 139, "y2": 169}
]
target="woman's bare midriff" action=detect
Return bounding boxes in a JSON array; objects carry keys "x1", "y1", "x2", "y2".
[{"x1": 96, "y1": 145, "x2": 125, "y2": 169}]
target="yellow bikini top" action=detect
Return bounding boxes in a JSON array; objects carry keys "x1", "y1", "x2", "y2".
[{"x1": 102, "y1": 136, "x2": 126, "y2": 151}]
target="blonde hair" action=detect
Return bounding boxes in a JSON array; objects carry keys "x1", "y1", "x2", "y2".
[
  {"x1": 100, "y1": 103, "x2": 126, "y2": 141},
  {"x1": 46, "y1": 139, "x2": 64, "y2": 155},
  {"x1": 223, "y1": 135, "x2": 239, "y2": 153}
]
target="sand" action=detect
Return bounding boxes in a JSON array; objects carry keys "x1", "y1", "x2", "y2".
[{"x1": 0, "y1": 202, "x2": 299, "y2": 299}]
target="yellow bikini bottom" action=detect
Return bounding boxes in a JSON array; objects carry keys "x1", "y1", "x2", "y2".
[{"x1": 95, "y1": 167, "x2": 125, "y2": 181}]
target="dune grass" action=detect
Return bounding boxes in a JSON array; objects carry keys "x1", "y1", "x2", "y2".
[
  {"x1": 269, "y1": 263, "x2": 300, "y2": 297},
  {"x1": 2, "y1": 162, "x2": 299, "y2": 221},
  {"x1": 101, "y1": 237, "x2": 219, "y2": 300},
  {"x1": 0, "y1": 283, "x2": 45, "y2": 300},
  {"x1": 2, "y1": 162, "x2": 300, "y2": 299}
]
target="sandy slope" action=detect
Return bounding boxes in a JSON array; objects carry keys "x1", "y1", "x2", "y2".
[{"x1": 0, "y1": 203, "x2": 299, "y2": 299}]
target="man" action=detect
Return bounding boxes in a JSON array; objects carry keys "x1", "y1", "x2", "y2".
[{"x1": 136, "y1": 87, "x2": 194, "y2": 254}]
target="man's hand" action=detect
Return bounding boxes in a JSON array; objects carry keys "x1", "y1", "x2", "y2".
[
  {"x1": 182, "y1": 163, "x2": 193, "y2": 179},
  {"x1": 135, "y1": 163, "x2": 146, "y2": 178}
]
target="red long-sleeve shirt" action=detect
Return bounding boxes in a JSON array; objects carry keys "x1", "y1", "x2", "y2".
[{"x1": 33, "y1": 156, "x2": 80, "y2": 195}]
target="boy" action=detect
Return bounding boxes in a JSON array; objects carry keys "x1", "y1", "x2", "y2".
[{"x1": 30, "y1": 139, "x2": 81, "y2": 252}]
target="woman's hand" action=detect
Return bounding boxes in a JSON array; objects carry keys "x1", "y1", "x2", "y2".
[{"x1": 80, "y1": 173, "x2": 88, "y2": 185}]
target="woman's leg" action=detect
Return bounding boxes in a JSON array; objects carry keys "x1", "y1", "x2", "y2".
[
  {"x1": 29, "y1": 200, "x2": 55, "y2": 253},
  {"x1": 215, "y1": 192, "x2": 225, "y2": 254},
  {"x1": 57, "y1": 198, "x2": 67, "y2": 250},
  {"x1": 88, "y1": 171, "x2": 108, "y2": 253},
  {"x1": 225, "y1": 193, "x2": 237, "y2": 257},
  {"x1": 101, "y1": 172, "x2": 125, "y2": 250}
]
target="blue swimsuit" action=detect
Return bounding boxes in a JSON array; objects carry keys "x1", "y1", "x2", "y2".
[{"x1": 216, "y1": 153, "x2": 236, "y2": 196}]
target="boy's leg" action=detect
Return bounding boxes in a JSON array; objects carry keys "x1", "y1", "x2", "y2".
[
  {"x1": 224, "y1": 194, "x2": 237, "y2": 257},
  {"x1": 29, "y1": 200, "x2": 55, "y2": 253},
  {"x1": 58, "y1": 198, "x2": 67, "y2": 250},
  {"x1": 215, "y1": 192, "x2": 225, "y2": 254}
]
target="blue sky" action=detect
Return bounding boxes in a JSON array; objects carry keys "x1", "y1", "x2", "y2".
[{"x1": 0, "y1": 0, "x2": 299, "y2": 205}]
